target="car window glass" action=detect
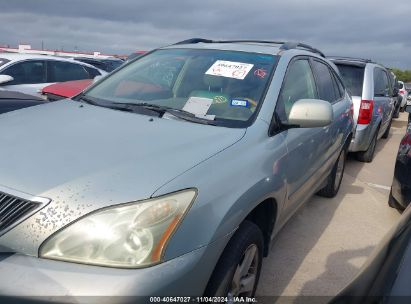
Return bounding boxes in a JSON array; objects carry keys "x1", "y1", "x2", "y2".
[
  {"x1": 3, "y1": 60, "x2": 46, "y2": 85},
  {"x1": 84, "y1": 66, "x2": 101, "y2": 78},
  {"x1": 311, "y1": 60, "x2": 336, "y2": 103},
  {"x1": 374, "y1": 68, "x2": 388, "y2": 97},
  {"x1": 336, "y1": 64, "x2": 364, "y2": 97},
  {"x1": 86, "y1": 49, "x2": 278, "y2": 127},
  {"x1": 331, "y1": 71, "x2": 344, "y2": 99},
  {"x1": 48, "y1": 61, "x2": 90, "y2": 82},
  {"x1": 383, "y1": 71, "x2": 392, "y2": 96},
  {"x1": 276, "y1": 59, "x2": 317, "y2": 122}
]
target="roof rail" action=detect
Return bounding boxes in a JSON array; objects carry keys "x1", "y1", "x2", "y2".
[
  {"x1": 327, "y1": 56, "x2": 374, "y2": 64},
  {"x1": 279, "y1": 42, "x2": 325, "y2": 58},
  {"x1": 173, "y1": 38, "x2": 325, "y2": 57}
]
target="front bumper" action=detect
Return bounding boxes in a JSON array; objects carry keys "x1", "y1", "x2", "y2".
[
  {"x1": 0, "y1": 233, "x2": 231, "y2": 303},
  {"x1": 349, "y1": 124, "x2": 374, "y2": 152}
]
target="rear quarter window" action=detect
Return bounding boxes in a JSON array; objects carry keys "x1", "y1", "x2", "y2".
[{"x1": 335, "y1": 64, "x2": 364, "y2": 97}]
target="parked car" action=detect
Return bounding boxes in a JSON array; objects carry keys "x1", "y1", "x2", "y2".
[
  {"x1": 329, "y1": 57, "x2": 395, "y2": 162},
  {"x1": 389, "y1": 106, "x2": 411, "y2": 212},
  {"x1": 0, "y1": 39, "x2": 353, "y2": 300},
  {"x1": 388, "y1": 70, "x2": 401, "y2": 118},
  {"x1": 399, "y1": 80, "x2": 408, "y2": 111},
  {"x1": 0, "y1": 53, "x2": 106, "y2": 97},
  {"x1": 331, "y1": 202, "x2": 411, "y2": 304},
  {"x1": 74, "y1": 57, "x2": 124, "y2": 72},
  {"x1": 42, "y1": 79, "x2": 93, "y2": 101},
  {"x1": 0, "y1": 89, "x2": 45, "y2": 114}
]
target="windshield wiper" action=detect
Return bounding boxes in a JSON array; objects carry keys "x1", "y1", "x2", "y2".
[
  {"x1": 77, "y1": 95, "x2": 103, "y2": 106},
  {"x1": 113, "y1": 102, "x2": 217, "y2": 125}
]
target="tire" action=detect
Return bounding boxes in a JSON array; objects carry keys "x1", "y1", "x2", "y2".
[
  {"x1": 393, "y1": 106, "x2": 400, "y2": 119},
  {"x1": 317, "y1": 147, "x2": 346, "y2": 198},
  {"x1": 356, "y1": 129, "x2": 378, "y2": 163},
  {"x1": 388, "y1": 190, "x2": 404, "y2": 213},
  {"x1": 205, "y1": 221, "x2": 264, "y2": 298},
  {"x1": 382, "y1": 120, "x2": 392, "y2": 139}
]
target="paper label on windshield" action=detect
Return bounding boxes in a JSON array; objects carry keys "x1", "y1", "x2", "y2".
[
  {"x1": 206, "y1": 60, "x2": 254, "y2": 80},
  {"x1": 182, "y1": 97, "x2": 212, "y2": 116}
]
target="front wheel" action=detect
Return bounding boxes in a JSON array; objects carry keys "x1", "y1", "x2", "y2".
[
  {"x1": 205, "y1": 221, "x2": 263, "y2": 298},
  {"x1": 317, "y1": 148, "x2": 346, "y2": 198}
]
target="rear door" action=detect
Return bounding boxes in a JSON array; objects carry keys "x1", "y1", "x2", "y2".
[
  {"x1": 310, "y1": 59, "x2": 348, "y2": 166},
  {"x1": 275, "y1": 57, "x2": 330, "y2": 215},
  {"x1": 374, "y1": 67, "x2": 393, "y2": 134},
  {"x1": 0, "y1": 60, "x2": 48, "y2": 96}
]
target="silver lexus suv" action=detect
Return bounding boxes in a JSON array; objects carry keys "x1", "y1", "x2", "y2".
[
  {"x1": 329, "y1": 57, "x2": 395, "y2": 162},
  {"x1": 0, "y1": 39, "x2": 353, "y2": 302}
]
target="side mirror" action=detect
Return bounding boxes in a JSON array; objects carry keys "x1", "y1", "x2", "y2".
[
  {"x1": 0, "y1": 74, "x2": 13, "y2": 85},
  {"x1": 393, "y1": 88, "x2": 399, "y2": 97},
  {"x1": 287, "y1": 99, "x2": 333, "y2": 128}
]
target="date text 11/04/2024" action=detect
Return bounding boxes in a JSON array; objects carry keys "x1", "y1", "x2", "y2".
[{"x1": 149, "y1": 296, "x2": 258, "y2": 303}]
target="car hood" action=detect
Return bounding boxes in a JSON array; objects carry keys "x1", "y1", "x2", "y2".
[
  {"x1": 0, "y1": 100, "x2": 245, "y2": 255},
  {"x1": 42, "y1": 79, "x2": 93, "y2": 98}
]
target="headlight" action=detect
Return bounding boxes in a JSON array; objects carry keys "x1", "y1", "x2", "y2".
[{"x1": 39, "y1": 189, "x2": 196, "y2": 268}]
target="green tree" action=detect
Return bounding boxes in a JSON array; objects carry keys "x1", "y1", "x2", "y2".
[{"x1": 391, "y1": 68, "x2": 411, "y2": 82}]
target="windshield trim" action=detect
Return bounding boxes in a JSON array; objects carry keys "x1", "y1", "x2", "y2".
[{"x1": 80, "y1": 48, "x2": 279, "y2": 128}]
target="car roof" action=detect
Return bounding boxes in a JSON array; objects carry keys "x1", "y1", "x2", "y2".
[
  {"x1": 0, "y1": 53, "x2": 107, "y2": 74},
  {"x1": 0, "y1": 53, "x2": 97, "y2": 65},
  {"x1": 328, "y1": 56, "x2": 387, "y2": 69},
  {"x1": 162, "y1": 39, "x2": 326, "y2": 58}
]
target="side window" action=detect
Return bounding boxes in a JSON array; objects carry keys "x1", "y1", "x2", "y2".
[
  {"x1": 311, "y1": 60, "x2": 337, "y2": 103},
  {"x1": 3, "y1": 60, "x2": 46, "y2": 85},
  {"x1": 383, "y1": 71, "x2": 392, "y2": 96},
  {"x1": 48, "y1": 61, "x2": 91, "y2": 82},
  {"x1": 374, "y1": 68, "x2": 389, "y2": 97},
  {"x1": 331, "y1": 71, "x2": 345, "y2": 99},
  {"x1": 276, "y1": 59, "x2": 317, "y2": 122},
  {"x1": 84, "y1": 66, "x2": 101, "y2": 78}
]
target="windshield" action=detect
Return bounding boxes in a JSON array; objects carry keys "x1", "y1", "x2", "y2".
[
  {"x1": 336, "y1": 64, "x2": 365, "y2": 97},
  {"x1": 85, "y1": 49, "x2": 278, "y2": 127}
]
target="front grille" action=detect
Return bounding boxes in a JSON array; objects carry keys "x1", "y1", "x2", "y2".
[{"x1": 0, "y1": 191, "x2": 42, "y2": 236}]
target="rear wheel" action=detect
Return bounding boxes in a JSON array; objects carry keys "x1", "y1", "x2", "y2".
[
  {"x1": 356, "y1": 129, "x2": 378, "y2": 162},
  {"x1": 382, "y1": 120, "x2": 392, "y2": 139},
  {"x1": 393, "y1": 105, "x2": 400, "y2": 118},
  {"x1": 318, "y1": 148, "x2": 346, "y2": 198},
  {"x1": 205, "y1": 221, "x2": 263, "y2": 298}
]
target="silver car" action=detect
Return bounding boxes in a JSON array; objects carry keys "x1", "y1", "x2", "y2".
[
  {"x1": 399, "y1": 81, "x2": 408, "y2": 110},
  {"x1": 330, "y1": 57, "x2": 395, "y2": 162},
  {"x1": 0, "y1": 39, "x2": 353, "y2": 301}
]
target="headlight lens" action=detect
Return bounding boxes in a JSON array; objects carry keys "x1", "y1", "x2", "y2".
[{"x1": 39, "y1": 189, "x2": 196, "y2": 268}]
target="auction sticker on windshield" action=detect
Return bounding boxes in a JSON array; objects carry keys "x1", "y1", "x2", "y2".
[{"x1": 206, "y1": 60, "x2": 254, "y2": 80}]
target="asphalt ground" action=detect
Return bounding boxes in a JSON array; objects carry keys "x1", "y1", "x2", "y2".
[{"x1": 257, "y1": 112, "x2": 409, "y2": 300}]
